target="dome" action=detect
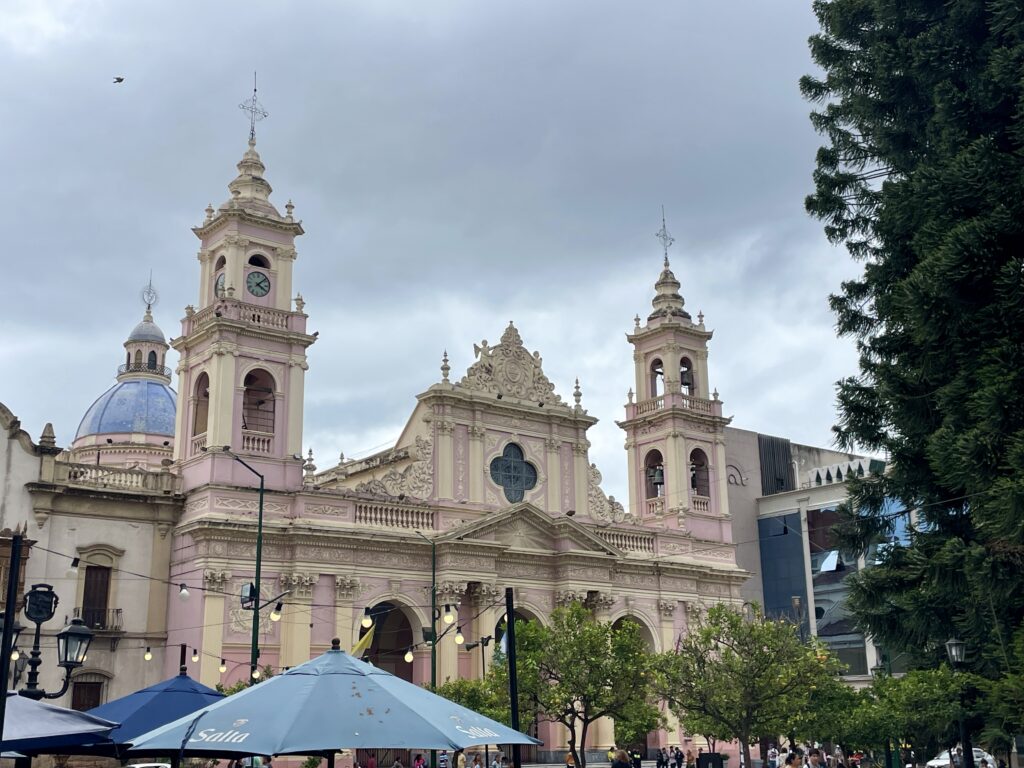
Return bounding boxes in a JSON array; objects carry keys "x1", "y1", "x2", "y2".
[
  {"x1": 75, "y1": 379, "x2": 177, "y2": 439},
  {"x1": 127, "y1": 309, "x2": 167, "y2": 344}
]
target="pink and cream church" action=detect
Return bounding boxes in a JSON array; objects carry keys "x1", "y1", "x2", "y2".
[{"x1": 0, "y1": 132, "x2": 864, "y2": 760}]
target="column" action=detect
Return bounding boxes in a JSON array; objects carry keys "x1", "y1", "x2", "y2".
[
  {"x1": 286, "y1": 361, "x2": 307, "y2": 457},
  {"x1": 546, "y1": 439, "x2": 562, "y2": 514},
  {"x1": 437, "y1": 420, "x2": 454, "y2": 500},
  {"x1": 436, "y1": 582, "x2": 466, "y2": 683},
  {"x1": 199, "y1": 570, "x2": 230, "y2": 686},
  {"x1": 573, "y1": 440, "x2": 589, "y2": 515},
  {"x1": 626, "y1": 439, "x2": 639, "y2": 519},
  {"x1": 208, "y1": 350, "x2": 238, "y2": 447},
  {"x1": 797, "y1": 498, "x2": 815, "y2": 635},
  {"x1": 146, "y1": 525, "x2": 171, "y2": 636},
  {"x1": 469, "y1": 425, "x2": 485, "y2": 503},
  {"x1": 335, "y1": 576, "x2": 360, "y2": 650},
  {"x1": 713, "y1": 437, "x2": 729, "y2": 524},
  {"x1": 279, "y1": 574, "x2": 315, "y2": 667}
]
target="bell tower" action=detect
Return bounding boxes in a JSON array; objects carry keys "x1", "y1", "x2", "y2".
[
  {"x1": 618, "y1": 213, "x2": 731, "y2": 532},
  {"x1": 171, "y1": 136, "x2": 315, "y2": 492}
]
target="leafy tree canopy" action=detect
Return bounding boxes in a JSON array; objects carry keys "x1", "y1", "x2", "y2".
[{"x1": 803, "y1": 0, "x2": 1024, "y2": 677}]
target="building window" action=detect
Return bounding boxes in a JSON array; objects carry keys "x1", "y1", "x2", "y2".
[
  {"x1": 147, "y1": 350, "x2": 157, "y2": 370},
  {"x1": 690, "y1": 448, "x2": 710, "y2": 497},
  {"x1": 489, "y1": 444, "x2": 537, "y2": 503},
  {"x1": 71, "y1": 680, "x2": 103, "y2": 711},
  {"x1": 248, "y1": 253, "x2": 271, "y2": 268},
  {"x1": 242, "y1": 369, "x2": 276, "y2": 433},
  {"x1": 134, "y1": 350, "x2": 142, "y2": 367},
  {"x1": 649, "y1": 358, "x2": 664, "y2": 398},
  {"x1": 82, "y1": 565, "x2": 111, "y2": 629},
  {"x1": 192, "y1": 373, "x2": 210, "y2": 435},
  {"x1": 644, "y1": 449, "x2": 665, "y2": 499}
]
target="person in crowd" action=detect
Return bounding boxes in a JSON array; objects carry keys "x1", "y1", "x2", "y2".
[
  {"x1": 609, "y1": 748, "x2": 618, "y2": 765},
  {"x1": 768, "y1": 745, "x2": 780, "y2": 768},
  {"x1": 656, "y1": 748, "x2": 665, "y2": 768},
  {"x1": 456, "y1": 751, "x2": 466, "y2": 768},
  {"x1": 491, "y1": 755, "x2": 501, "y2": 768},
  {"x1": 631, "y1": 747, "x2": 644, "y2": 768},
  {"x1": 391, "y1": 759, "x2": 403, "y2": 768},
  {"x1": 612, "y1": 751, "x2": 632, "y2": 768},
  {"x1": 566, "y1": 751, "x2": 577, "y2": 768},
  {"x1": 686, "y1": 748, "x2": 695, "y2": 768},
  {"x1": 808, "y1": 749, "x2": 823, "y2": 768},
  {"x1": 438, "y1": 752, "x2": 448, "y2": 768},
  {"x1": 471, "y1": 755, "x2": 481, "y2": 768},
  {"x1": 413, "y1": 755, "x2": 425, "y2": 768}
]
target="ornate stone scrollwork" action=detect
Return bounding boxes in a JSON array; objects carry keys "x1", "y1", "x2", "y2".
[
  {"x1": 658, "y1": 599, "x2": 677, "y2": 617},
  {"x1": 335, "y1": 575, "x2": 361, "y2": 601},
  {"x1": 203, "y1": 569, "x2": 231, "y2": 589},
  {"x1": 354, "y1": 434, "x2": 434, "y2": 500},
  {"x1": 436, "y1": 581, "x2": 467, "y2": 604},
  {"x1": 279, "y1": 572, "x2": 317, "y2": 601},
  {"x1": 588, "y1": 463, "x2": 630, "y2": 524},
  {"x1": 586, "y1": 591, "x2": 616, "y2": 612},
  {"x1": 555, "y1": 589, "x2": 586, "y2": 607},
  {"x1": 457, "y1": 322, "x2": 565, "y2": 406}
]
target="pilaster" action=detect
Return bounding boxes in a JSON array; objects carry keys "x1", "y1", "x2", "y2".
[
  {"x1": 545, "y1": 438, "x2": 562, "y2": 514},
  {"x1": 279, "y1": 572, "x2": 316, "y2": 667},
  {"x1": 200, "y1": 569, "x2": 230, "y2": 686},
  {"x1": 573, "y1": 440, "x2": 589, "y2": 515},
  {"x1": 286, "y1": 361, "x2": 306, "y2": 456},
  {"x1": 468, "y1": 425, "x2": 485, "y2": 503},
  {"x1": 335, "y1": 575, "x2": 361, "y2": 651},
  {"x1": 437, "y1": 420, "x2": 455, "y2": 500}
]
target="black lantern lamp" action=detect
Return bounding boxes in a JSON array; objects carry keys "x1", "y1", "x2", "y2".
[
  {"x1": 20, "y1": 584, "x2": 94, "y2": 700},
  {"x1": 945, "y1": 637, "x2": 966, "y2": 666},
  {"x1": 945, "y1": 637, "x2": 974, "y2": 768}
]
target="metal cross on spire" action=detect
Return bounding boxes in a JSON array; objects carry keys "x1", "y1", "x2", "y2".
[
  {"x1": 238, "y1": 72, "x2": 268, "y2": 141},
  {"x1": 655, "y1": 205, "x2": 675, "y2": 266},
  {"x1": 140, "y1": 270, "x2": 159, "y2": 311}
]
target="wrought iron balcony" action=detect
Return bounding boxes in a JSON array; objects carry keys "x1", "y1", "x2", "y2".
[
  {"x1": 118, "y1": 362, "x2": 173, "y2": 377},
  {"x1": 73, "y1": 607, "x2": 124, "y2": 632}
]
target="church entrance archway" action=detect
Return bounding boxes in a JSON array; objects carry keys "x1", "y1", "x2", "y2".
[
  {"x1": 612, "y1": 615, "x2": 658, "y2": 757},
  {"x1": 359, "y1": 601, "x2": 414, "y2": 683}
]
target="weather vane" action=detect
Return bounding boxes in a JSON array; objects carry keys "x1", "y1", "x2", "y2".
[
  {"x1": 141, "y1": 270, "x2": 159, "y2": 311},
  {"x1": 238, "y1": 71, "x2": 268, "y2": 141},
  {"x1": 655, "y1": 205, "x2": 674, "y2": 265}
]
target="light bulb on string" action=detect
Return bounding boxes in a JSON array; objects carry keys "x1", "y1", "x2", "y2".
[
  {"x1": 455, "y1": 626, "x2": 465, "y2": 645},
  {"x1": 270, "y1": 602, "x2": 282, "y2": 622},
  {"x1": 191, "y1": 648, "x2": 199, "y2": 663},
  {"x1": 443, "y1": 605, "x2": 455, "y2": 625},
  {"x1": 404, "y1": 649, "x2": 414, "y2": 663},
  {"x1": 251, "y1": 666, "x2": 261, "y2": 679},
  {"x1": 144, "y1": 647, "x2": 153, "y2": 661},
  {"x1": 178, "y1": 584, "x2": 190, "y2": 601},
  {"x1": 219, "y1": 659, "x2": 227, "y2": 673},
  {"x1": 361, "y1": 607, "x2": 373, "y2": 629}
]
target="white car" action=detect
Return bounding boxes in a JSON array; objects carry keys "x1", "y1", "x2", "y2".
[{"x1": 926, "y1": 749, "x2": 998, "y2": 768}]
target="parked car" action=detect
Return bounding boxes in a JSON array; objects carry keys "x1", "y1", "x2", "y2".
[{"x1": 926, "y1": 750, "x2": 998, "y2": 768}]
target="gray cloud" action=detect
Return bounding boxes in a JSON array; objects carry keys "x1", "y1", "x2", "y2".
[{"x1": 0, "y1": 0, "x2": 858, "y2": 504}]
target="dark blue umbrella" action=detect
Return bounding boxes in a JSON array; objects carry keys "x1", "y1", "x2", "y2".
[
  {"x1": 87, "y1": 668, "x2": 224, "y2": 750},
  {"x1": 0, "y1": 692, "x2": 117, "y2": 752},
  {"x1": 130, "y1": 641, "x2": 540, "y2": 757}
]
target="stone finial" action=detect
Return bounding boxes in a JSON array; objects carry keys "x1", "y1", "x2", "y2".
[
  {"x1": 573, "y1": 378, "x2": 582, "y2": 407},
  {"x1": 338, "y1": 450, "x2": 345, "y2": 463},
  {"x1": 285, "y1": 200, "x2": 295, "y2": 220},
  {"x1": 698, "y1": 310, "x2": 705, "y2": 325},
  {"x1": 441, "y1": 350, "x2": 450, "y2": 382},
  {"x1": 303, "y1": 448, "x2": 317, "y2": 476},
  {"x1": 204, "y1": 203, "x2": 214, "y2": 223},
  {"x1": 633, "y1": 314, "x2": 641, "y2": 331},
  {"x1": 294, "y1": 293, "x2": 305, "y2": 312},
  {"x1": 712, "y1": 388, "x2": 719, "y2": 401},
  {"x1": 185, "y1": 304, "x2": 195, "y2": 317},
  {"x1": 39, "y1": 423, "x2": 56, "y2": 448},
  {"x1": 627, "y1": 388, "x2": 634, "y2": 404}
]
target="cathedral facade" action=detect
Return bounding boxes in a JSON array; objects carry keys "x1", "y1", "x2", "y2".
[{"x1": 0, "y1": 136, "x2": 795, "y2": 759}]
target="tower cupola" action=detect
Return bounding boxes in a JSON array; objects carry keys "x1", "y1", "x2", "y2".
[{"x1": 649, "y1": 256, "x2": 691, "y2": 322}]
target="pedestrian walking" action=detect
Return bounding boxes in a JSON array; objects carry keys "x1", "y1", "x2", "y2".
[
  {"x1": 686, "y1": 749, "x2": 695, "y2": 768},
  {"x1": 567, "y1": 751, "x2": 577, "y2": 768},
  {"x1": 457, "y1": 751, "x2": 467, "y2": 768},
  {"x1": 609, "y1": 748, "x2": 618, "y2": 765},
  {"x1": 768, "y1": 745, "x2": 780, "y2": 768},
  {"x1": 631, "y1": 747, "x2": 643, "y2": 768},
  {"x1": 656, "y1": 748, "x2": 666, "y2": 768},
  {"x1": 612, "y1": 751, "x2": 632, "y2": 768},
  {"x1": 414, "y1": 755, "x2": 426, "y2": 768},
  {"x1": 368, "y1": 755, "x2": 378, "y2": 768}
]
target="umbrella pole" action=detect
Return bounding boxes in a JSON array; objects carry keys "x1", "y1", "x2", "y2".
[{"x1": 327, "y1": 753, "x2": 335, "y2": 768}]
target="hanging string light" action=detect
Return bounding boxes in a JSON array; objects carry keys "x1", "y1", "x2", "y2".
[
  {"x1": 144, "y1": 647, "x2": 153, "y2": 661},
  {"x1": 219, "y1": 659, "x2": 227, "y2": 673},
  {"x1": 191, "y1": 648, "x2": 199, "y2": 662},
  {"x1": 270, "y1": 603, "x2": 283, "y2": 622},
  {"x1": 404, "y1": 649, "x2": 414, "y2": 663},
  {"x1": 443, "y1": 605, "x2": 455, "y2": 625},
  {"x1": 455, "y1": 626, "x2": 465, "y2": 645},
  {"x1": 361, "y1": 607, "x2": 373, "y2": 629}
]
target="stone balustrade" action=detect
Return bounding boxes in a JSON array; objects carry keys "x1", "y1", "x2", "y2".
[
  {"x1": 191, "y1": 433, "x2": 207, "y2": 456},
  {"x1": 691, "y1": 495, "x2": 711, "y2": 514},
  {"x1": 55, "y1": 462, "x2": 176, "y2": 494},
  {"x1": 598, "y1": 529, "x2": 655, "y2": 554},
  {"x1": 646, "y1": 497, "x2": 665, "y2": 517},
  {"x1": 354, "y1": 502, "x2": 435, "y2": 530},
  {"x1": 187, "y1": 299, "x2": 306, "y2": 336},
  {"x1": 241, "y1": 430, "x2": 273, "y2": 454},
  {"x1": 627, "y1": 392, "x2": 721, "y2": 419}
]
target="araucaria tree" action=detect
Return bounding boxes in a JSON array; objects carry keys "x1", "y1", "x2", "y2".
[
  {"x1": 657, "y1": 604, "x2": 843, "y2": 768},
  {"x1": 513, "y1": 602, "x2": 661, "y2": 768},
  {"x1": 803, "y1": 0, "x2": 1024, "y2": 674}
]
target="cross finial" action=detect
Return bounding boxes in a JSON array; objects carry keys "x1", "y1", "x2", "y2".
[
  {"x1": 141, "y1": 270, "x2": 159, "y2": 311},
  {"x1": 655, "y1": 205, "x2": 674, "y2": 266},
  {"x1": 239, "y1": 72, "x2": 268, "y2": 142}
]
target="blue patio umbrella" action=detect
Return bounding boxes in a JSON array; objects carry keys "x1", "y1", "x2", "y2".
[
  {"x1": 0, "y1": 692, "x2": 118, "y2": 753},
  {"x1": 130, "y1": 640, "x2": 540, "y2": 758},
  {"x1": 79, "y1": 668, "x2": 224, "y2": 754}
]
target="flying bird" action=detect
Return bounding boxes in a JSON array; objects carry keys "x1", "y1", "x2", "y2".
[{"x1": 113, "y1": 76, "x2": 125, "y2": 83}]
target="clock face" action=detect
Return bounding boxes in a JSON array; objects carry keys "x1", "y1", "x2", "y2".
[
  {"x1": 214, "y1": 272, "x2": 226, "y2": 298},
  {"x1": 246, "y1": 271, "x2": 271, "y2": 297}
]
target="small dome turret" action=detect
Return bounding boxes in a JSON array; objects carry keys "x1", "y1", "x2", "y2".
[{"x1": 127, "y1": 307, "x2": 167, "y2": 344}]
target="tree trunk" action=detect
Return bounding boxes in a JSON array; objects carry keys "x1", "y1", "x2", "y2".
[
  {"x1": 741, "y1": 741, "x2": 753, "y2": 768},
  {"x1": 568, "y1": 721, "x2": 585, "y2": 768},
  {"x1": 577, "y1": 719, "x2": 589, "y2": 768}
]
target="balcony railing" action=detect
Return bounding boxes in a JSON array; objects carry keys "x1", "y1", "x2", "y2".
[
  {"x1": 187, "y1": 299, "x2": 306, "y2": 336},
  {"x1": 598, "y1": 530, "x2": 655, "y2": 554},
  {"x1": 118, "y1": 362, "x2": 172, "y2": 378},
  {"x1": 56, "y1": 462, "x2": 176, "y2": 494},
  {"x1": 628, "y1": 393, "x2": 722, "y2": 419},
  {"x1": 691, "y1": 495, "x2": 711, "y2": 514},
  {"x1": 354, "y1": 502, "x2": 435, "y2": 530},
  {"x1": 73, "y1": 607, "x2": 123, "y2": 632},
  {"x1": 241, "y1": 430, "x2": 273, "y2": 454},
  {"x1": 191, "y1": 433, "x2": 208, "y2": 455},
  {"x1": 645, "y1": 497, "x2": 665, "y2": 517}
]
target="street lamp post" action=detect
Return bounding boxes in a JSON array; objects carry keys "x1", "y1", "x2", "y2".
[
  {"x1": 465, "y1": 636, "x2": 493, "y2": 768},
  {"x1": 870, "y1": 661, "x2": 893, "y2": 768},
  {"x1": 415, "y1": 530, "x2": 438, "y2": 768},
  {"x1": 945, "y1": 638, "x2": 974, "y2": 768},
  {"x1": 19, "y1": 584, "x2": 93, "y2": 700}
]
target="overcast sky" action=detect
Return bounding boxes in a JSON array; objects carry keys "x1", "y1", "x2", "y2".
[{"x1": 0, "y1": 0, "x2": 859, "y2": 506}]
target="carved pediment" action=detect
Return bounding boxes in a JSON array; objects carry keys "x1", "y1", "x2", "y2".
[
  {"x1": 456, "y1": 322, "x2": 565, "y2": 406},
  {"x1": 441, "y1": 503, "x2": 620, "y2": 557}
]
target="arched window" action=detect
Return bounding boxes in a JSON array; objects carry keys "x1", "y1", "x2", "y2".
[
  {"x1": 248, "y1": 254, "x2": 271, "y2": 268},
  {"x1": 147, "y1": 350, "x2": 157, "y2": 370},
  {"x1": 125, "y1": 352, "x2": 130, "y2": 367},
  {"x1": 690, "y1": 448, "x2": 710, "y2": 497},
  {"x1": 644, "y1": 449, "x2": 664, "y2": 499},
  {"x1": 242, "y1": 369, "x2": 276, "y2": 433},
  {"x1": 134, "y1": 350, "x2": 142, "y2": 367},
  {"x1": 214, "y1": 255, "x2": 226, "y2": 271},
  {"x1": 649, "y1": 358, "x2": 664, "y2": 398},
  {"x1": 680, "y1": 356, "x2": 694, "y2": 395},
  {"x1": 192, "y1": 373, "x2": 210, "y2": 436}
]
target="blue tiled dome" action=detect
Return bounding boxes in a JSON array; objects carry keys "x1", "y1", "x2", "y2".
[{"x1": 75, "y1": 380, "x2": 177, "y2": 439}]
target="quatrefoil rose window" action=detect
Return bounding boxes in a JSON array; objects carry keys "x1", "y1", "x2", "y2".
[{"x1": 489, "y1": 443, "x2": 537, "y2": 503}]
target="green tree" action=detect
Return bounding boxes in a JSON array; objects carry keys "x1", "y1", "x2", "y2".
[
  {"x1": 512, "y1": 602, "x2": 660, "y2": 768},
  {"x1": 434, "y1": 677, "x2": 510, "y2": 726},
  {"x1": 802, "y1": 0, "x2": 1024, "y2": 677},
  {"x1": 656, "y1": 604, "x2": 844, "y2": 768}
]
